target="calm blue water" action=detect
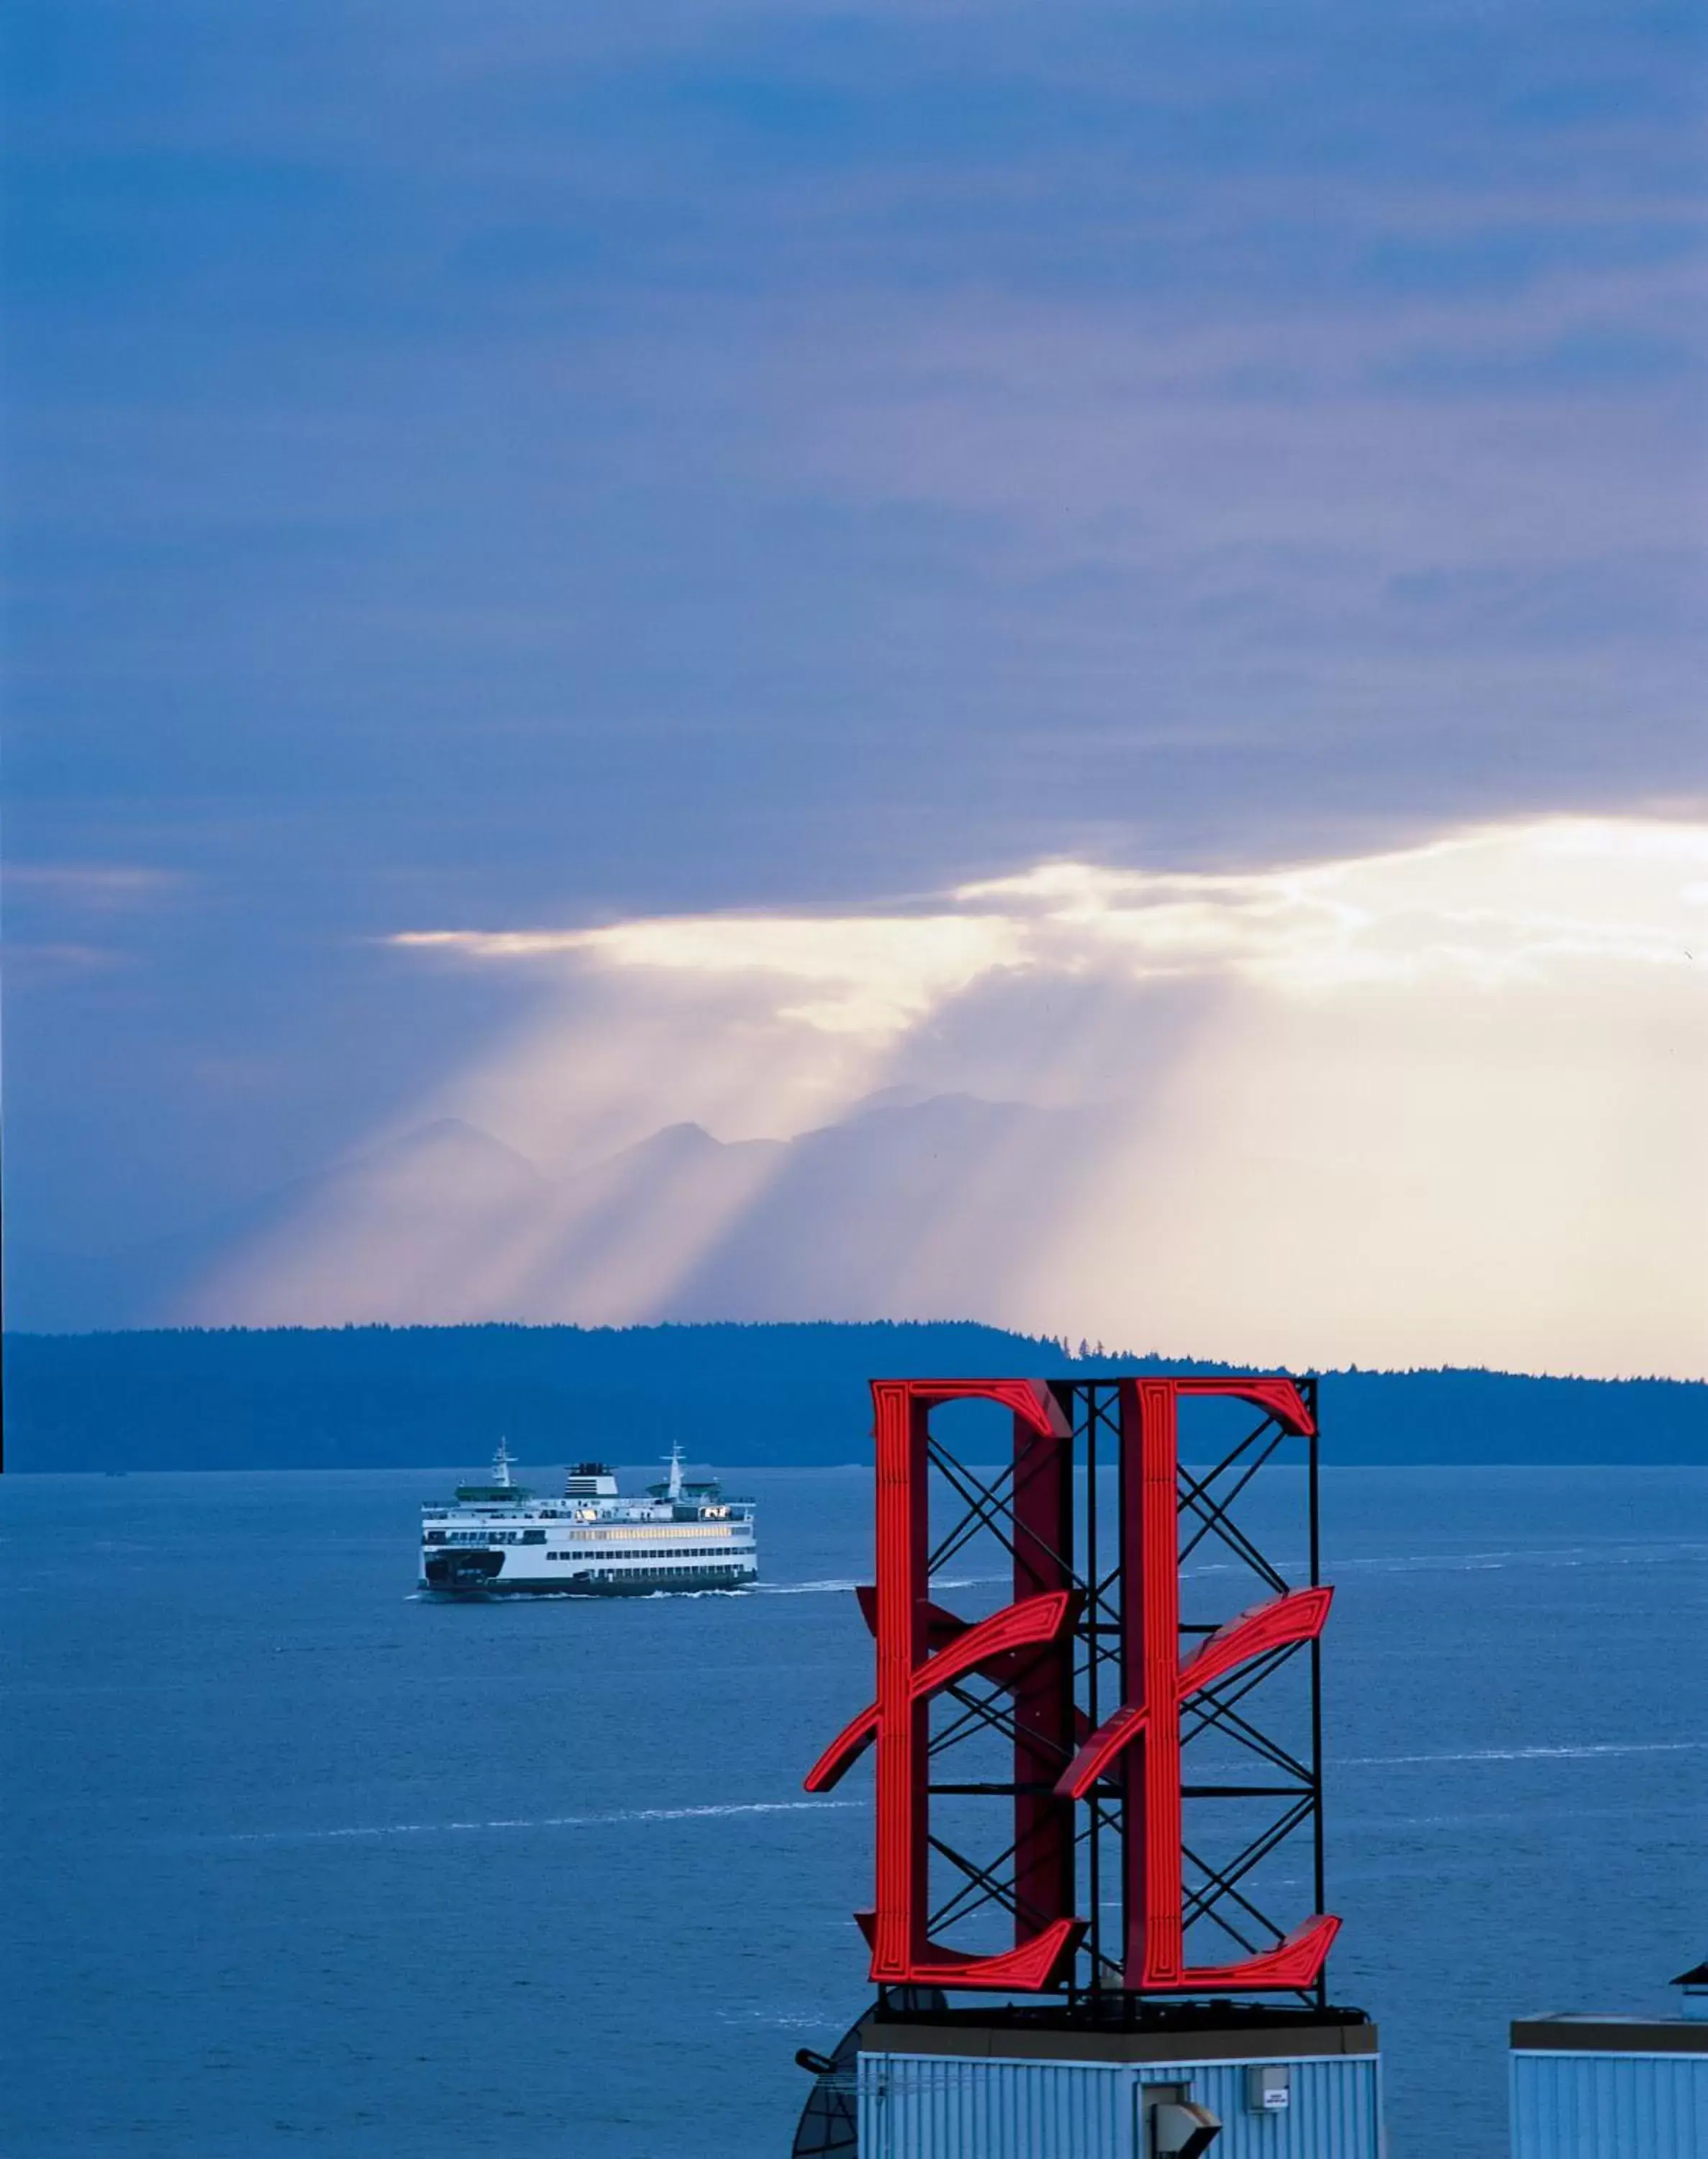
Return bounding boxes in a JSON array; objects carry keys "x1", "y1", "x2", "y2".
[{"x1": 2, "y1": 1467, "x2": 1704, "y2": 2158}]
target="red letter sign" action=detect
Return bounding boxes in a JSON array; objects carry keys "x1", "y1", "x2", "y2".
[
  {"x1": 804, "y1": 1378, "x2": 1087, "y2": 1988},
  {"x1": 1056, "y1": 1377, "x2": 1338, "y2": 1991},
  {"x1": 807, "y1": 1372, "x2": 1340, "y2": 1994}
]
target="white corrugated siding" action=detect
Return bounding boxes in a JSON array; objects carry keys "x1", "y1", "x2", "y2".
[
  {"x1": 857, "y1": 2057, "x2": 1127, "y2": 2159},
  {"x1": 855, "y1": 2047, "x2": 1382, "y2": 2158},
  {"x1": 1178, "y1": 2058, "x2": 1382, "y2": 2159},
  {"x1": 1512, "y1": 2050, "x2": 1708, "y2": 2159}
]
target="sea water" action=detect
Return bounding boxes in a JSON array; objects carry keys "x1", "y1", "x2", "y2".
[{"x1": 1, "y1": 1465, "x2": 1704, "y2": 2159}]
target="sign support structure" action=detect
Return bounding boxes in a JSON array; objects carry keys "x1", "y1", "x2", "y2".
[{"x1": 805, "y1": 1372, "x2": 1337, "y2": 2008}]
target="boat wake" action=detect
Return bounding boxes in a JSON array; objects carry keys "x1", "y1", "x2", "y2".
[
  {"x1": 191, "y1": 1798, "x2": 863, "y2": 1849},
  {"x1": 1336, "y1": 1739, "x2": 1708, "y2": 1768},
  {"x1": 758, "y1": 1572, "x2": 1004, "y2": 1598}
]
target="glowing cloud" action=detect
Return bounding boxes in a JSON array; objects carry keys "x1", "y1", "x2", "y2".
[
  {"x1": 396, "y1": 910, "x2": 1027, "y2": 1036},
  {"x1": 398, "y1": 817, "x2": 1706, "y2": 1016}
]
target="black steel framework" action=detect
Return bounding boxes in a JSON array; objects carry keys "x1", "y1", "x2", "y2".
[{"x1": 911, "y1": 1375, "x2": 1328, "y2": 2008}]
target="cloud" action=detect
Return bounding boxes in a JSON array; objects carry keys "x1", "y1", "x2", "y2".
[
  {"x1": 3, "y1": 862, "x2": 182, "y2": 907},
  {"x1": 9, "y1": 0, "x2": 1704, "y2": 1284},
  {"x1": 394, "y1": 815, "x2": 1707, "y2": 1019},
  {"x1": 1, "y1": 941, "x2": 127, "y2": 986},
  {"x1": 1, "y1": 863, "x2": 188, "y2": 991},
  {"x1": 395, "y1": 910, "x2": 1027, "y2": 1034}
]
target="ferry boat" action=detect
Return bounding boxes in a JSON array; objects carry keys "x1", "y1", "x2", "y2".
[{"x1": 419, "y1": 1442, "x2": 758, "y2": 1597}]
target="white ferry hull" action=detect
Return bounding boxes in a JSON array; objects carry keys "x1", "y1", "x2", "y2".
[
  {"x1": 419, "y1": 1445, "x2": 759, "y2": 1599},
  {"x1": 419, "y1": 1567, "x2": 758, "y2": 1599}
]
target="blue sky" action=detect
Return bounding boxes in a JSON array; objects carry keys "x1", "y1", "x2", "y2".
[{"x1": 4, "y1": 1, "x2": 1706, "y2": 1351}]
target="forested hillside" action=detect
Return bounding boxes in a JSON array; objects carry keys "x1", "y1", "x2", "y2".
[{"x1": 4, "y1": 1322, "x2": 1702, "y2": 1471}]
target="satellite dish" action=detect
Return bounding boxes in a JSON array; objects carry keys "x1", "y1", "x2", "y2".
[{"x1": 791, "y1": 1990, "x2": 948, "y2": 2157}]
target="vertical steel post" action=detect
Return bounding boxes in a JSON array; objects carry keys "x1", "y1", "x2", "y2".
[
  {"x1": 871, "y1": 1383, "x2": 932, "y2": 1977},
  {"x1": 1011, "y1": 1407, "x2": 1075, "y2": 1944},
  {"x1": 1306, "y1": 1373, "x2": 1327, "y2": 2009},
  {"x1": 1081, "y1": 1385, "x2": 1101, "y2": 1993}
]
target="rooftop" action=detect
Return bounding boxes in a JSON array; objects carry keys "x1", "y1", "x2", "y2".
[{"x1": 1512, "y1": 2016, "x2": 1708, "y2": 2055}]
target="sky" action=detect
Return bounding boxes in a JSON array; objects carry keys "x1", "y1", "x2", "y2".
[{"x1": 4, "y1": 1, "x2": 1706, "y2": 1371}]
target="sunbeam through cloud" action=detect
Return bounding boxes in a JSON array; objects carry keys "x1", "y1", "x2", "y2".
[{"x1": 140, "y1": 816, "x2": 1707, "y2": 1380}]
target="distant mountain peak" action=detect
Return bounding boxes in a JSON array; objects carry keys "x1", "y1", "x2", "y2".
[
  {"x1": 618, "y1": 1120, "x2": 720, "y2": 1157},
  {"x1": 363, "y1": 1117, "x2": 545, "y2": 1177},
  {"x1": 844, "y1": 1084, "x2": 939, "y2": 1116}
]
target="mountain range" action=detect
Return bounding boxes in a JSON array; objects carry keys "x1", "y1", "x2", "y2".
[{"x1": 5, "y1": 1093, "x2": 1114, "y2": 1334}]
